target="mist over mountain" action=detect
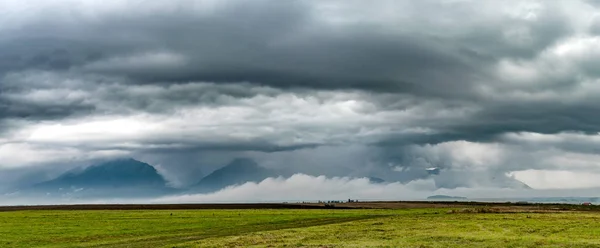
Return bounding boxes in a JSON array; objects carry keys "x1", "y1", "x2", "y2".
[
  {"x1": 17, "y1": 159, "x2": 176, "y2": 199},
  {"x1": 430, "y1": 170, "x2": 531, "y2": 190},
  {"x1": 1, "y1": 156, "x2": 538, "y2": 204},
  {"x1": 191, "y1": 158, "x2": 285, "y2": 193}
]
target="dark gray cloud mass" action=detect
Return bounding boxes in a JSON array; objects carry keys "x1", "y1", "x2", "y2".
[{"x1": 1, "y1": 0, "x2": 600, "y2": 191}]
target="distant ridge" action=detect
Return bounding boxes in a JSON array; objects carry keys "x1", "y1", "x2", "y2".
[
  {"x1": 427, "y1": 195, "x2": 467, "y2": 200},
  {"x1": 26, "y1": 158, "x2": 174, "y2": 198},
  {"x1": 191, "y1": 158, "x2": 279, "y2": 193}
]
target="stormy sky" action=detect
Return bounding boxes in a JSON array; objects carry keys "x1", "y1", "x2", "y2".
[{"x1": 2, "y1": 0, "x2": 600, "y2": 193}]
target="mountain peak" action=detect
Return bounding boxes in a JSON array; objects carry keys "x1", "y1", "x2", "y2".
[
  {"x1": 192, "y1": 158, "x2": 276, "y2": 193},
  {"x1": 34, "y1": 158, "x2": 168, "y2": 191},
  {"x1": 224, "y1": 158, "x2": 260, "y2": 169}
]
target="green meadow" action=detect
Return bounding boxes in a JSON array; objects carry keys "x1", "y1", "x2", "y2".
[{"x1": 1, "y1": 208, "x2": 599, "y2": 247}]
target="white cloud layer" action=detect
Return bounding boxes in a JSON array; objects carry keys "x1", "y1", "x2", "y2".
[
  {"x1": 3, "y1": 174, "x2": 600, "y2": 206},
  {"x1": 153, "y1": 174, "x2": 600, "y2": 203}
]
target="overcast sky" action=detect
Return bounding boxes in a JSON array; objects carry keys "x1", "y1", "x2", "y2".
[{"x1": 1, "y1": 0, "x2": 600, "y2": 192}]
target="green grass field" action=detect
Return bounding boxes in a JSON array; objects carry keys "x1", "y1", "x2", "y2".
[{"x1": 1, "y1": 208, "x2": 600, "y2": 247}]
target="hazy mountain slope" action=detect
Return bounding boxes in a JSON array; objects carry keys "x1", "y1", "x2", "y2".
[
  {"x1": 191, "y1": 158, "x2": 280, "y2": 193},
  {"x1": 25, "y1": 158, "x2": 175, "y2": 198}
]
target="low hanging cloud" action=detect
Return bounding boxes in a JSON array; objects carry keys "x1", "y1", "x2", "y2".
[
  {"x1": 152, "y1": 174, "x2": 600, "y2": 204},
  {"x1": 3, "y1": 174, "x2": 600, "y2": 206},
  {"x1": 151, "y1": 174, "x2": 440, "y2": 203},
  {"x1": 510, "y1": 170, "x2": 600, "y2": 189}
]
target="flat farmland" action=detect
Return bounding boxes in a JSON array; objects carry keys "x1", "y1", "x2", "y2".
[{"x1": 1, "y1": 203, "x2": 600, "y2": 247}]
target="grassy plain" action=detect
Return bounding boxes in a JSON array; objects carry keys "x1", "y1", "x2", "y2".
[{"x1": 1, "y1": 205, "x2": 599, "y2": 247}]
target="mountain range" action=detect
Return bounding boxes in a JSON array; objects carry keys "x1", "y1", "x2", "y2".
[
  {"x1": 5, "y1": 157, "x2": 533, "y2": 200},
  {"x1": 23, "y1": 158, "x2": 176, "y2": 198},
  {"x1": 190, "y1": 158, "x2": 285, "y2": 193},
  {"x1": 11, "y1": 157, "x2": 290, "y2": 199}
]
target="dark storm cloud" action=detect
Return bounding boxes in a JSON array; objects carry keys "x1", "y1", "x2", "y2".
[
  {"x1": 0, "y1": 93, "x2": 95, "y2": 120},
  {"x1": 0, "y1": 0, "x2": 583, "y2": 118},
  {"x1": 456, "y1": 104, "x2": 600, "y2": 136},
  {"x1": 375, "y1": 102, "x2": 600, "y2": 147},
  {"x1": 1, "y1": 0, "x2": 600, "y2": 191},
  {"x1": 72, "y1": 139, "x2": 319, "y2": 154},
  {"x1": 0, "y1": 71, "x2": 97, "y2": 133},
  {"x1": 591, "y1": 16, "x2": 600, "y2": 34},
  {"x1": 0, "y1": 0, "x2": 582, "y2": 111},
  {"x1": 0, "y1": 0, "x2": 573, "y2": 94},
  {"x1": 99, "y1": 82, "x2": 285, "y2": 113}
]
